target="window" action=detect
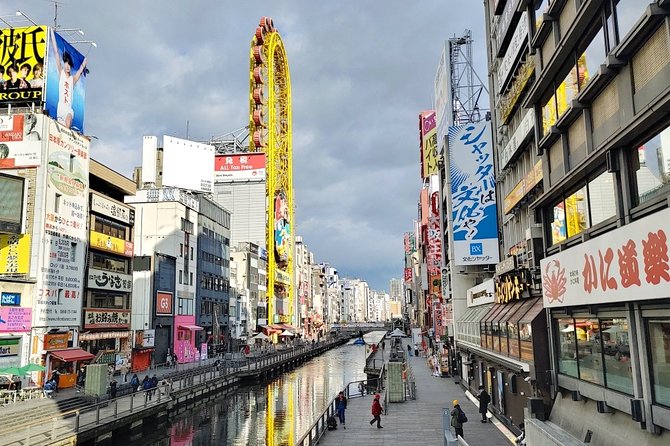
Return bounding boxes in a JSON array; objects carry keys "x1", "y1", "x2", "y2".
[
  {"x1": 630, "y1": 126, "x2": 670, "y2": 206},
  {"x1": 69, "y1": 154, "x2": 75, "y2": 173},
  {"x1": 180, "y1": 244, "x2": 183, "y2": 257},
  {"x1": 189, "y1": 272, "x2": 193, "y2": 286},
  {"x1": 55, "y1": 193, "x2": 61, "y2": 213},
  {"x1": 179, "y1": 270, "x2": 183, "y2": 284},
  {"x1": 519, "y1": 322, "x2": 533, "y2": 362},
  {"x1": 565, "y1": 186, "x2": 588, "y2": 238},
  {"x1": 578, "y1": 27, "x2": 606, "y2": 91},
  {"x1": 190, "y1": 247, "x2": 194, "y2": 259},
  {"x1": 69, "y1": 242, "x2": 77, "y2": 262},
  {"x1": 550, "y1": 202, "x2": 567, "y2": 244},
  {"x1": 94, "y1": 217, "x2": 127, "y2": 240},
  {"x1": 587, "y1": 172, "x2": 616, "y2": 225},
  {"x1": 556, "y1": 318, "x2": 579, "y2": 377},
  {"x1": 600, "y1": 317, "x2": 633, "y2": 394},
  {"x1": 91, "y1": 252, "x2": 127, "y2": 273},
  {"x1": 614, "y1": 0, "x2": 649, "y2": 45},
  {"x1": 556, "y1": 65, "x2": 579, "y2": 118},
  {"x1": 574, "y1": 318, "x2": 605, "y2": 385},
  {"x1": 542, "y1": 94, "x2": 557, "y2": 135},
  {"x1": 647, "y1": 319, "x2": 670, "y2": 407}
]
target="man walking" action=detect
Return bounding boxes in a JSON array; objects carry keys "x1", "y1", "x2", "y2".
[
  {"x1": 477, "y1": 385, "x2": 491, "y2": 422},
  {"x1": 369, "y1": 393, "x2": 383, "y2": 428},
  {"x1": 336, "y1": 391, "x2": 347, "y2": 429}
]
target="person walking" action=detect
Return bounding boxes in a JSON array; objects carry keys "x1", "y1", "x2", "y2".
[
  {"x1": 369, "y1": 393, "x2": 383, "y2": 428},
  {"x1": 407, "y1": 344, "x2": 413, "y2": 356},
  {"x1": 451, "y1": 399, "x2": 467, "y2": 439},
  {"x1": 336, "y1": 391, "x2": 347, "y2": 429},
  {"x1": 477, "y1": 385, "x2": 491, "y2": 423},
  {"x1": 130, "y1": 373, "x2": 140, "y2": 393},
  {"x1": 109, "y1": 379, "x2": 118, "y2": 399}
]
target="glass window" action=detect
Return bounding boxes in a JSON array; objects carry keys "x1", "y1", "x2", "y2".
[
  {"x1": 551, "y1": 202, "x2": 567, "y2": 244},
  {"x1": 566, "y1": 186, "x2": 589, "y2": 237},
  {"x1": 542, "y1": 94, "x2": 557, "y2": 135},
  {"x1": 615, "y1": 0, "x2": 649, "y2": 44},
  {"x1": 600, "y1": 317, "x2": 633, "y2": 394},
  {"x1": 508, "y1": 322, "x2": 520, "y2": 358},
  {"x1": 556, "y1": 318, "x2": 579, "y2": 377},
  {"x1": 648, "y1": 319, "x2": 670, "y2": 407},
  {"x1": 520, "y1": 323, "x2": 533, "y2": 361},
  {"x1": 588, "y1": 171, "x2": 616, "y2": 225},
  {"x1": 631, "y1": 126, "x2": 670, "y2": 205},
  {"x1": 575, "y1": 318, "x2": 605, "y2": 385},
  {"x1": 557, "y1": 65, "x2": 579, "y2": 117},
  {"x1": 578, "y1": 27, "x2": 606, "y2": 91},
  {"x1": 92, "y1": 253, "x2": 127, "y2": 273}
]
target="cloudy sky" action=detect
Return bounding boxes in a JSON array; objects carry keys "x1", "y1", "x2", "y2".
[{"x1": 2, "y1": 1, "x2": 488, "y2": 291}]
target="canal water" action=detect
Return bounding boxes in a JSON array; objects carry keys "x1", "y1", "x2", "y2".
[{"x1": 129, "y1": 331, "x2": 385, "y2": 446}]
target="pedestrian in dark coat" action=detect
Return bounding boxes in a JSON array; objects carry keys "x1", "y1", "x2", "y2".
[
  {"x1": 369, "y1": 393, "x2": 383, "y2": 428},
  {"x1": 451, "y1": 399, "x2": 465, "y2": 439},
  {"x1": 109, "y1": 379, "x2": 117, "y2": 399},
  {"x1": 477, "y1": 385, "x2": 491, "y2": 422},
  {"x1": 130, "y1": 374, "x2": 140, "y2": 393},
  {"x1": 336, "y1": 391, "x2": 347, "y2": 429}
]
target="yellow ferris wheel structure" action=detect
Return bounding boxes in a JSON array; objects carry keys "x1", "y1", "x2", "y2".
[{"x1": 249, "y1": 17, "x2": 294, "y2": 328}]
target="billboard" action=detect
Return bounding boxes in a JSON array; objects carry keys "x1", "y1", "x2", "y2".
[
  {"x1": 156, "y1": 291, "x2": 173, "y2": 316},
  {"x1": 0, "y1": 234, "x2": 30, "y2": 275},
  {"x1": 0, "y1": 26, "x2": 46, "y2": 106},
  {"x1": 44, "y1": 28, "x2": 89, "y2": 134},
  {"x1": 420, "y1": 111, "x2": 438, "y2": 178},
  {"x1": 448, "y1": 122, "x2": 500, "y2": 265},
  {"x1": 0, "y1": 173, "x2": 24, "y2": 234},
  {"x1": 162, "y1": 136, "x2": 214, "y2": 193},
  {"x1": 0, "y1": 113, "x2": 44, "y2": 169},
  {"x1": 214, "y1": 152, "x2": 266, "y2": 182},
  {"x1": 35, "y1": 119, "x2": 89, "y2": 326}
]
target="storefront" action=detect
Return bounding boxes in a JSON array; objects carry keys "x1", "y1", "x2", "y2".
[
  {"x1": 174, "y1": 315, "x2": 202, "y2": 363},
  {"x1": 47, "y1": 348, "x2": 95, "y2": 389}
]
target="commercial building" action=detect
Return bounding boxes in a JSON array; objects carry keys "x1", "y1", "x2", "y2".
[
  {"x1": 320, "y1": 263, "x2": 340, "y2": 325},
  {"x1": 229, "y1": 242, "x2": 268, "y2": 343},
  {"x1": 519, "y1": 0, "x2": 670, "y2": 444}
]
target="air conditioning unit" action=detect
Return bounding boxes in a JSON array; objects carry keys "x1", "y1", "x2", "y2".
[{"x1": 525, "y1": 224, "x2": 543, "y2": 241}]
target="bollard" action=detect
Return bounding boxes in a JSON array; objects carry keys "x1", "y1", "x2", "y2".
[
  {"x1": 75, "y1": 410, "x2": 80, "y2": 431},
  {"x1": 114, "y1": 399, "x2": 118, "y2": 417},
  {"x1": 96, "y1": 404, "x2": 100, "y2": 424},
  {"x1": 130, "y1": 393, "x2": 134, "y2": 412}
]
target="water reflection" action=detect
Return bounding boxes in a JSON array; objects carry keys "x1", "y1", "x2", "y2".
[{"x1": 130, "y1": 331, "x2": 385, "y2": 446}]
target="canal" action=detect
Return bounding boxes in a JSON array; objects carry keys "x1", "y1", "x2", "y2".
[{"x1": 128, "y1": 331, "x2": 385, "y2": 446}]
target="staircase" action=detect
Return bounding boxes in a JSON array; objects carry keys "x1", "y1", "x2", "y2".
[{"x1": 0, "y1": 395, "x2": 95, "y2": 436}]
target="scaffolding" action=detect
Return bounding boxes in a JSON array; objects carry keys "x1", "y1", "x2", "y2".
[{"x1": 447, "y1": 30, "x2": 489, "y2": 126}]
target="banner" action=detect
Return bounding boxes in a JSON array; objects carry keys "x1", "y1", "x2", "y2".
[
  {"x1": 215, "y1": 153, "x2": 266, "y2": 182},
  {"x1": 420, "y1": 111, "x2": 438, "y2": 178},
  {"x1": 0, "y1": 234, "x2": 30, "y2": 275},
  {"x1": 84, "y1": 309, "x2": 130, "y2": 329},
  {"x1": 90, "y1": 230, "x2": 134, "y2": 257},
  {"x1": 0, "y1": 307, "x2": 32, "y2": 332},
  {"x1": 448, "y1": 122, "x2": 500, "y2": 265},
  {"x1": 0, "y1": 114, "x2": 44, "y2": 169},
  {"x1": 0, "y1": 26, "x2": 46, "y2": 106},
  {"x1": 87, "y1": 268, "x2": 132, "y2": 292},
  {"x1": 44, "y1": 28, "x2": 88, "y2": 133}
]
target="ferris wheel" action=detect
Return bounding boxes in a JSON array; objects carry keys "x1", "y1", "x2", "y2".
[{"x1": 249, "y1": 17, "x2": 294, "y2": 326}]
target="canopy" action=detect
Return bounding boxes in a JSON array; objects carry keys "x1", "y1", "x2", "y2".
[
  {"x1": 19, "y1": 363, "x2": 46, "y2": 374},
  {"x1": 179, "y1": 324, "x2": 204, "y2": 331},
  {"x1": 0, "y1": 366, "x2": 24, "y2": 376},
  {"x1": 389, "y1": 328, "x2": 406, "y2": 338},
  {"x1": 279, "y1": 330, "x2": 295, "y2": 337},
  {"x1": 252, "y1": 332, "x2": 270, "y2": 340},
  {"x1": 49, "y1": 348, "x2": 95, "y2": 363}
]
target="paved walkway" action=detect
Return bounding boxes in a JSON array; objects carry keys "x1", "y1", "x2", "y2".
[{"x1": 319, "y1": 340, "x2": 514, "y2": 446}]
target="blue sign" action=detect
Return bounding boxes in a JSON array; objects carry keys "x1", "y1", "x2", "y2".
[
  {"x1": 448, "y1": 122, "x2": 500, "y2": 265},
  {"x1": 0, "y1": 292, "x2": 21, "y2": 306}
]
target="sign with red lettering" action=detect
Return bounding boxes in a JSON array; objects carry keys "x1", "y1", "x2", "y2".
[{"x1": 541, "y1": 208, "x2": 670, "y2": 307}]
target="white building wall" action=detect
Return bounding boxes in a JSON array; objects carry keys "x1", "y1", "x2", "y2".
[{"x1": 212, "y1": 182, "x2": 265, "y2": 248}]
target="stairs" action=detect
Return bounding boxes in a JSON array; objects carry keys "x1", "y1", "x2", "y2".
[{"x1": 0, "y1": 395, "x2": 94, "y2": 435}]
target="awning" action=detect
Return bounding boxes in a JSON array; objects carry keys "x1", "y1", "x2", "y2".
[
  {"x1": 507, "y1": 298, "x2": 539, "y2": 325},
  {"x1": 494, "y1": 301, "x2": 522, "y2": 326},
  {"x1": 178, "y1": 325, "x2": 203, "y2": 331},
  {"x1": 519, "y1": 297, "x2": 546, "y2": 324},
  {"x1": 49, "y1": 348, "x2": 95, "y2": 363}
]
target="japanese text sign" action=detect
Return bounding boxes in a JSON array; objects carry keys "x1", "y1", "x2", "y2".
[
  {"x1": 87, "y1": 268, "x2": 132, "y2": 292},
  {"x1": 0, "y1": 234, "x2": 30, "y2": 275},
  {"x1": 214, "y1": 152, "x2": 266, "y2": 182},
  {"x1": 541, "y1": 208, "x2": 670, "y2": 307},
  {"x1": 90, "y1": 193, "x2": 133, "y2": 225},
  {"x1": 84, "y1": 309, "x2": 130, "y2": 329},
  {"x1": 448, "y1": 122, "x2": 500, "y2": 265},
  {"x1": 420, "y1": 111, "x2": 438, "y2": 178},
  {"x1": 0, "y1": 307, "x2": 31, "y2": 332},
  {"x1": 0, "y1": 26, "x2": 46, "y2": 106}
]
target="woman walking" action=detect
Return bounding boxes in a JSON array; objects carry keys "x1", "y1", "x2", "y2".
[{"x1": 336, "y1": 391, "x2": 347, "y2": 429}]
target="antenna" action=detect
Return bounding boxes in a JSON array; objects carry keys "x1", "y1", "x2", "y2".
[{"x1": 48, "y1": 0, "x2": 65, "y2": 28}]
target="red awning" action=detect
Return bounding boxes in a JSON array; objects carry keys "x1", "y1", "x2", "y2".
[
  {"x1": 49, "y1": 348, "x2": 95, "y2": 362},
  {"x1": 178, "y1": 325, "x2": 203, "y2": 331}
]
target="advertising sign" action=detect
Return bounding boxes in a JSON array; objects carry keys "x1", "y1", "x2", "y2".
[
  {"x1": 541, "y1": 208, "x2": 670, "y2": 308},
  {"x1": 420, "y1": 111, "x2": 438, "y2": 178},
  {"x1": 84, "y1": 309, "x2": 130, "y2": 329},
  {"x1": 0, "y1": 307, "x2": 32, "y2": 332},
  {"x1": 87, "y1": 268, "x2": 132, "y2": 292},
  {"x1": 0, "y1": 26, "x2": 46, "y2": 106},
  {"x1": 156, "y1": 291, "x2": 173, "y2": 316},
  {"x1": 0, "y1": 114, "x2": 44, "y2": 169},
  {"x1": 135, "y1": 329, "x2": 155, "y2": 348},
  {"x1": 36, "y1": 120, "x2": 89, "y2": 326},
  {"x1": 448, "y1": 122, "x2": 500, "y2": 265},
  {"x1": 162, "y1": 136, "x2": 214, "y2": 193},
  {"x1": 274, "y1": 190, "x2": 290, "y2": 267},
  {"x1": 125, "y1": 187, "x2": 200, "y2": 212},
  {"x1": 498, "y1": 108, "x2": 535, "y2": 170},
  {"x1": 90, "y1": 193, "x2": 133, "y2": 225},
  {"x1": 0, "y1": 234, "x2": 30, "y2": 275},
  {"x1": 0, "y1": 174, "x2": 24, "y2": 233},
  {"x1": 503, "y1": 160, "x2": 543, "y2": 214},
  {"x1": 404, "y1": 267, "x2": 412, "y2": 282},
  {"x1": 44, "y1": 28, "x2": 89, "y2": 134},
  {"x1": 214, "y1": 153, "x2": 266, "y2": 182},
  {"x1": 0, "y1": 338, "x2": 20, "y2": 357},
  {"x1": 497, "y1": 12, "x2": 529, "y2": 93},
  {"x1": 43, "y1": 332, "x2": 68, "y2": 350},
  {"x1": 90, "y1": 231, "x2": 134, "y2": 257},
  {"x1": 435, "y1": 43, "x2": 452, "y2": 141},
  {"x1": 1, "y1": 292, "x2": 21, "y2": 306}
]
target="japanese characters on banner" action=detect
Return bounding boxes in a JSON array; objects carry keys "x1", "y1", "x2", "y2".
[
  {"x1": 420, "y1": 111, "x2": 438, "y2": 178},
  {"x1": 0, "y1": 307, "x2": 32, "y2": 332},
  {"x1": 87, "y1": 268, "x2": 132, "y2": 292},
  {"x1": 0, "y1": 26, "x2": 46, "y2": 106},
  {"x1": 541, "y1": 208, "x2": 670, "y2": 307},
  {"x1": 427, "y1": 176, "x2": 443, "y2": 298},
  {"x1": 404, "y1": 267, "x2": 412, "y2": 282},
  {"x1": 448, "y1": 122, "x2": 500, "y2": 265},
  {"x1": 36, "y1": 120, "x2": 89, "y2": 326},
  {"x1": 0, "y1": 234, "x2": 30, "y2": 275},
  {"x1": 0, "y1": 114, "x2": 44, "y2": 169},
  {"x1": 90, "y1": 192, "x2": 133, "y2": 225},
  {"x1": 84, "y1": 309, "x2": 130, "y2": 329},
  {"x1": 214, "y1": 153, "x2": 266, "y2": 182}
]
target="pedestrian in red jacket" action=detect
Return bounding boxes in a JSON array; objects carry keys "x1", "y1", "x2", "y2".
[{"x1": 369, "y1": 393, "x2": 383, "y2": 428}]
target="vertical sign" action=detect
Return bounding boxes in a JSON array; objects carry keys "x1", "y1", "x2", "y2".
[
  {"x1": 420, "y1": 111, "x2": 438, "y2": 178},
  {"x1": 448, "y1": 122, "x2": 500, "y2": 265},
  {"x1": 427, "y1": 178, "x2": 443, "y2": 299},
  {"x1": 36, "y1": 120, "x2": 89, "y2": 326}
]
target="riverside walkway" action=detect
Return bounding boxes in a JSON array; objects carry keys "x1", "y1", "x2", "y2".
[{"x1": 318, "y1": 339, "x2": 515, "y2": 446}]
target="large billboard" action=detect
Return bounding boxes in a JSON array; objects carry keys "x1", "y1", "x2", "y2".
[
  {"x1": 35, "y1": 120, "x2": 89, "y2": 326},
  {"x1": 44, "y1": 28, "x2": 89, "y2": 134},
  {"x1": 0, "y1": 173, "x2": 24, "y2": 234},
  {"x1": 162, "y1": 136, "x2": 214, "y2": 193},
  {"x1": 420, "y1": 111, "x2": 438, "y2": 178},
  {"x1": 214, "y1": 152, "x2": 266, "y2": 182},
  {"x1": 0, "y1": 26, "x2": 46, "y2": 106},
  {"x1": 448, "y1": 121, "x2": 500, "y2": 265},
  {"x1": 0, "y1": 113, "x2": 44, "y2": 169}
]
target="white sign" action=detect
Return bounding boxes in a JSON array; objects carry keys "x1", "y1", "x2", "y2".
[
  {"x1": 541, "y1": 208, "x2": 670, "y2": 308},
  {"x1": 125, "y1": 187, "x2": 200, "y2": 212},
  {"x1": 498, "y1": 108, "x2": 535, "y2": 170},
  {"x1": 467, "y1": 279, "x2": 495, "y2": 306},
  {"x1": 0, "y1": 114, "x2": 44, "y2": 169},
  {"x1": 497, "y1": 12, "x2": 529, "y2": 93},
  {"x1": 91, "y1": 193, "x2": 132, "y2": 224},
  {"x1": 37, "y1": 120, "x2": 89, "y2": 326},
  {"x1": 434, "y1": 42, "x2": 451, "y2": 140},
  {"x1": 88, "y1": 268, "x2": 132, "y2": 292},
  {"x1": 214, "y1": 153, "x2": 266, "y2": 182},
  {"x1": 161, "y1": 136, "x2": 214, "y2": 193}
]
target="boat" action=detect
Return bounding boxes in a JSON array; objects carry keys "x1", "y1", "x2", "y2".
[{"x1": 353, "y1": 338, "x2": 366, "y2": 345}]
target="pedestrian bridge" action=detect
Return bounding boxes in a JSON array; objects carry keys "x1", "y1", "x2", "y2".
[{"x1": 330, "y1": 322, "x2": 391, "y2": 334}]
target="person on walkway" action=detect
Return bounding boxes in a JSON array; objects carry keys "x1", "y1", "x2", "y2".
[
  {"x1": 76, "y1": 366, "x2": 86, "y2": 389},
  {"x1": 451, "y1": 399, "x2": 466, "y2": 439},
  {"x1": 477, "y1": 385, "x2": 491, "y2": 423},
  {"x1": 142, "y1": 375, "x2": 151, "y2": 400},
  {"x1": 120, "y1": 361, "x2": 129, "y2": 383},
  {"x1": 369, "y1": 393, "x2": 383, "y2": 428},
  {"x1": 150, "y1": 374, "x2": 159, "y2": 399},
  {"x1": 130, "y1": 373, "x2": 140, "y2": 393},
  {"x1": 336, "y1": 391, "x2": 347, "y2": 429},
  {"x1": 109, "y1": 379, "x2": 117, "y2": 399},
  {"x1": 407, "y1": 344, "x2": 412, "y2": 356}
]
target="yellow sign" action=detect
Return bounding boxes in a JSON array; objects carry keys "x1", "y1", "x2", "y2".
[
  {"x1": 503, "y1": 160, "x2": 543, "y2": 214},
  {"x1": 421, "y1": 111, "x2": 438, "y2": 178},
  {"x1": 89, "y1": 231, "x2": 133, "y2": 257},
  {"x1": 275, "y1": 269, "x2": 291, "y2": 285},
  {"x1": 0, "y1": 234, "x2": 31, "y2": 274}
]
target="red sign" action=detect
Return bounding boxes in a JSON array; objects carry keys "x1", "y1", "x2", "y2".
[
  {"x1": 404, "y1": 268, "x2": 412, "y2": 282},
  {"x1": 214, "y1": 153, "x2": 266, "y2": 182},
  {"x1": 156, "y1": 291, "x2": 173, "y2": 315}
]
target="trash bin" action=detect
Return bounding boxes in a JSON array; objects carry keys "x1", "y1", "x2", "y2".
[{"x1": 442, "y1": 407, "x2": 458, "y2": 446}]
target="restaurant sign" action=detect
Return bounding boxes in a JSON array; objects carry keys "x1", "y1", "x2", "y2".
[
  {"x1": 91, "y1": 193, "x2": 133, "y2": 225},
  {"x1": 89, "y1": 231, "x2": 134, "y2": 257},
  {"x1": 87, "y1": 268, "x2": 132, "y2": 292},
  {"x1": 541, "y1": 208, "x2": 670, "y2": 307},
  {"x1": 84, "y1": 309, "x2": 131, "y2": 329}
]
